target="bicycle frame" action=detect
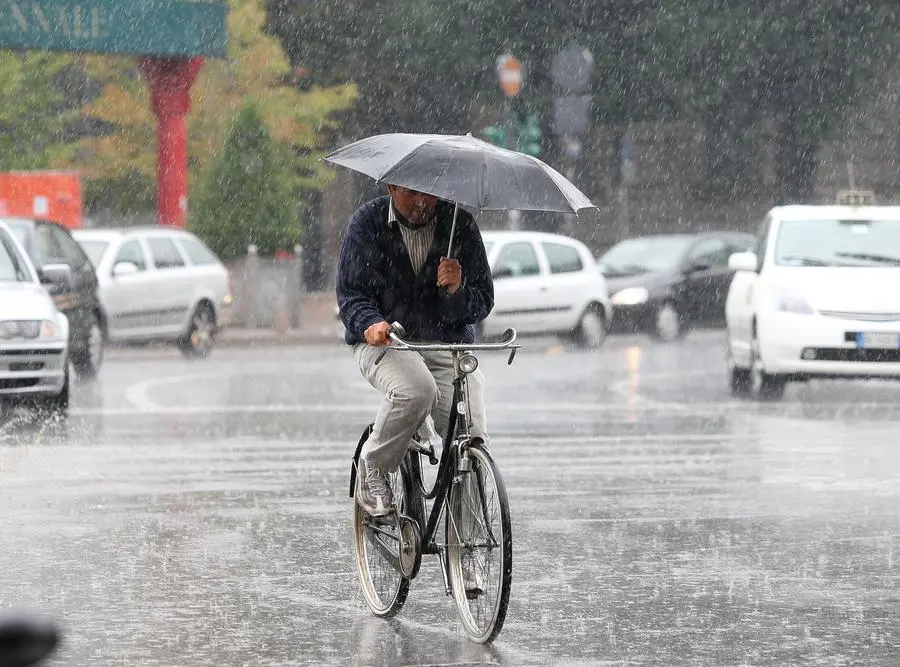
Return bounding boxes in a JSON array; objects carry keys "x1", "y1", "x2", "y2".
[
  {"x1": 404, "y1": 365, "x2": 466, "y2": 553},
  {"x1": 350, "y1": 324, "x2": 518, "y2": 591},
  {"x1": 391, "y1": 325, "x2": 517, "y2": 591}
]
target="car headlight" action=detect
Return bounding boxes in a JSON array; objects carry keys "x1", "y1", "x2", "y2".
[
  {"x1": 40, "y1": 320, "x2": 62, "y2": 339},
  {"x1": 776, "y1": 291, "x2": 816, "y2": 314},
  {"x1": 0, "y1": 320, "x2": 42, "y2": 339},
  {"x1": 612, "y1": 287, "x2": 649, "y2": 306}
]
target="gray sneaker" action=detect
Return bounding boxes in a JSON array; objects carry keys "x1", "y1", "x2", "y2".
[{"x1": 356, "y1": 458, "x2": 394, "y2": 517}]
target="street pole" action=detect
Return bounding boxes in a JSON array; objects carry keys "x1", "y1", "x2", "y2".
[
  {"x1": 497, "y1": 54, "x2": 524, "y2": 230},
  {"x1": 617, "y1": 124, "x2": 636, "y2": 241},
  {"x1": 505, "y1": 101, "x2": 522, "y2": 230},
  {"x1": 138, "y1": 56, "x2": 204, "y2": 228}
]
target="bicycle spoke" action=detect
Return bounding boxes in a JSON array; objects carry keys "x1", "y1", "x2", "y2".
[
  {"x1": 444, "y1": 445, "x2": 512, "y2": 643},
  {"x1": 353, "y1": 464, "x2": 410, "y2": 617}
]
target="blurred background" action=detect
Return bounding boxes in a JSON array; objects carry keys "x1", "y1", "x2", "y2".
[{"x1": 2, "y1": 1, "x2": 899, "y2": 290}]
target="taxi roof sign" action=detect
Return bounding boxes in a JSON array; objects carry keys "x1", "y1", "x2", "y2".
[{"x1": 836, "y1": 190, "x2": 875, "y2": 206}]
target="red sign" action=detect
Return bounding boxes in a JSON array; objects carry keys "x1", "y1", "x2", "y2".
[
  {"x1": 0, "y1": 171, "x2": 82, "y2": 228},
  {"x1": 496, "y1": 54, "x2": 523, "y2": 97}
]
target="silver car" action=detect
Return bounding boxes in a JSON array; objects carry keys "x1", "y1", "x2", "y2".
[
  {"x1": 73, "y1": 227, "x2": 232, "y2": 358},
  {"x1": 0, "y1": 222, "x2": 70, "y2": 413}
]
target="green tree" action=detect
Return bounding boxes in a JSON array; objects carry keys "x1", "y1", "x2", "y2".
[
  {"x1": 0, "y1": 50, "x2": 77, "y2": 170},
  {"x1": 190, "y1": 103, "x2": 300, "y2": 259}
]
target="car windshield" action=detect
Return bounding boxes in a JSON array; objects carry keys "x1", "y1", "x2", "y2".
[
  {"x1": 598, "y1": 236, "x2": 693, "y2": 276},
  {"x1": 0, "y1": 230, "x2": 32, "y2": 282},
  {"x1": 78, "y1": 240, "x2": 110, "y2": 267},
  {"x1": 775, "y1": 219, "x2": 900, "y2": 267},
  {"x1": 5, "y1": 221, "x2": 29, "y2": 248}
]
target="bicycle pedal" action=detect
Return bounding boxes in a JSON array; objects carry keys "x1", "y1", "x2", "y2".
[
  {"x1": 410, "y1": 439, "x2": 439, "y2": 465},
  {"x1": 465, "y1": 588, "x2": 483, "y2": 600}
]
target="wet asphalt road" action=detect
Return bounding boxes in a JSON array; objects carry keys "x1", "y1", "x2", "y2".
[{"x1": 1, "y1": 331, "x2": 899, "y2": 666}]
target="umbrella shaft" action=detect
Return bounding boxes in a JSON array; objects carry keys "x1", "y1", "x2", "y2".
[{"x1": 446, "y1": 202, "x2": 459, "y2": 259}]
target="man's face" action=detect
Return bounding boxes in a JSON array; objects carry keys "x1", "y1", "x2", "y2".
[{"x1": 388, "y1": 185, "x2": 439, "y2": 226}]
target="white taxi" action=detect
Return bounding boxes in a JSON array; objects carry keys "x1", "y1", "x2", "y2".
[{"x1": 725, "y1": 191, "x2": 900, "y2": 399}]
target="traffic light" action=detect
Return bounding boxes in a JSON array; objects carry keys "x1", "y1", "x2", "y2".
[
  {"x1": 482, "y1": 125, "x2": 507, "y2": 147},
  {"x1": 516, "y1": 113, "x2": 542, "y2": 157}
]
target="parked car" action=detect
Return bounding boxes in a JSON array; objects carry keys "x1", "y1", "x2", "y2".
[
  {"x1": 72, "y1": 227, "x2": 232, "y2": 358},
  {"x1": 726, "y1": 194, "x2": 900, "y2": 400},
  {"x1": 0, "y1": 221, "x2": 70, "y2": 414},
  {"x1": 1, "y1": 217, "x2": 105, "y2": 378},
  {"x1": 480, "y1": 231, "x2": 611, "y2": 349},
  {"x1": 598, "y1": 231, "x2": 755, "y2": 341}
]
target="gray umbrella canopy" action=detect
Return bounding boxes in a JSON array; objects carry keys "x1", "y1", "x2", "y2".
[{"x1": 323, "y1": 133, "x2": 595, "y2": 214}]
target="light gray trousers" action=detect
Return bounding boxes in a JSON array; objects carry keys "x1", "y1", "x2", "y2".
[{"x1": 354, "y1": 343, "x2": 488, "y2": 472}]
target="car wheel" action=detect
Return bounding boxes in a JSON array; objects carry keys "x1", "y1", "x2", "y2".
[
  {"x1": 727, "y1": 337, "x2": 751, "y2": 396},
  {"x1": 179, "y1": 303, "x2": 215, "y2": 359},
  {"x1": 40, "y1": 369, "x2": 69, "y2": 417},
  {"x1": 649, "y1": 301, "x2": 684, "y2": 342},
  {"x1": 573, "y1": 307, "x2": 607, "y2": 350},
  {"x1": 72, "y1": 314, "x2": 104, "y2": 380},
  {"x1": 750, "y1": 331, "x2": 785, "y2": 400}
]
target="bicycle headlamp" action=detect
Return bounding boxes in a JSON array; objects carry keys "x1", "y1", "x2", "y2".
[{"x1": 458, "y1": 352, "x2": 479, "y2": 374}]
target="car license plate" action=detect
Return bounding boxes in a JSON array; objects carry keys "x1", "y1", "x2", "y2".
[{"x1": 856, "y1": 332, "x2": 900, "y2": 349}]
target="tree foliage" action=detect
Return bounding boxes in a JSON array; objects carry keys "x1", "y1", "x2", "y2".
[
  {"x1": 0, "y1": 50, "x2": 77, "y2": 170},
  {"x1": 190, "y1": 102, "x2": 300, "y2": 260}
]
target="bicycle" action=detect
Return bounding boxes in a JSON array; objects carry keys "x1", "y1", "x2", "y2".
[{"x1": 349, "y1": 322, "x2": 519, "y2": 644}]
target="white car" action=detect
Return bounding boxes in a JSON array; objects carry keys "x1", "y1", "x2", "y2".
[
  {"x1": 0, "y1": 221, "x2": 70, "y2": 413},
  {"x1": 72, "y1": 227, "x2": 232, "y2": 358},
  {"x1": 480, "y1": 231, "x2": 611, "y2": 349},
  {"x1": 726, "y1": 194, "x2": 900, "y2": 400}
]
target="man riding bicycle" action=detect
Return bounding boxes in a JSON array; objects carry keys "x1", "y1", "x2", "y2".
[{"x1": 336, "y1": 185, "x2": 494, "y2": 517}]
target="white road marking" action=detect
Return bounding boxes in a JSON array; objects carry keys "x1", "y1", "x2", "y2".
[{"x1": 68, "y1": 398, "x2": 894, "y2": 418}]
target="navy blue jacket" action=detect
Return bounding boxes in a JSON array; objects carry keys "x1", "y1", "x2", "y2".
[{"x1": 337, "y1": 196, "x2": 494, "y2": 345}]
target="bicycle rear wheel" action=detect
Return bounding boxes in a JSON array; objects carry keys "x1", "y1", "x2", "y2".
[
  {"x1": 445, "y1": 443, "x2": 512, "y2": 643},
  {"x1": 353, "y1": 466, "x2": 410, "y2": 617}
]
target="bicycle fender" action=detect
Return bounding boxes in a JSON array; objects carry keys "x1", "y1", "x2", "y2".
[{"x1": 349, "y1": 423, "x2": 374, "y2": 498}]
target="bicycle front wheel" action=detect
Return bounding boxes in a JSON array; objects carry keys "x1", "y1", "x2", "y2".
[
  {"x1": 445, "y1": 443, "x2": 512, "y2": 643},
  {"x1": 353, "y1": 467, "x2": 410, "y2": 617}
]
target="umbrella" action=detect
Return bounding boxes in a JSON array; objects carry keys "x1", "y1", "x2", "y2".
[{"x1": 323, "y1": 132, "x2": 596, "y2": 257}]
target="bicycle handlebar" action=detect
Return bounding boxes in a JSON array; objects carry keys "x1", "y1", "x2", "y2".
[{"x1": 374, "y1": 322, "x2": 519, "y2": 366}]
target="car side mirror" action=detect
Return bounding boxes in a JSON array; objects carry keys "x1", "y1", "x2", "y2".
[
  {"x1": 112, "y1": 261, "x2": 139, "y2": 278},
  {"x1": 492, "y1": 266, "x2": 513, "y2": 280},
  {"x1": 38, "y1": 263, "x2": 73, "y2": 288},
  {"x1": 687, "y1": 259, "x2": 711, "y2": 273},
  {"x1": 728, "y1": 251, "x2": 758, "y2": 273}
]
